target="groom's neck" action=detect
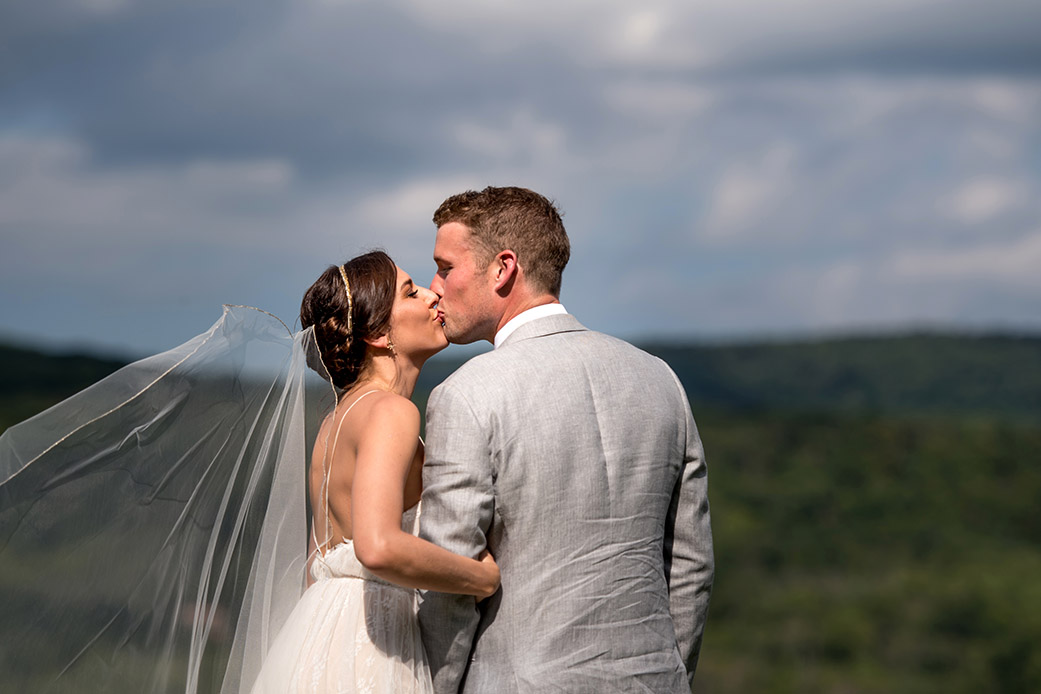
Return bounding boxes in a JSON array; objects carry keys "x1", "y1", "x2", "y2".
[{"x1": 492, "y1": 294, "x2": 561, "y2": 336}]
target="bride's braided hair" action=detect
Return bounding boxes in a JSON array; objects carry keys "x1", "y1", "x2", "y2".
[{"x1": 300, "y1": 250, "x2": 396, "y2": 390}]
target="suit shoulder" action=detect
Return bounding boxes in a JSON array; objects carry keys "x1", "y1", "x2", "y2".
[
  {"x1": 433, "y1": 329, "x2": 678, "y2": 390},
  {"x1": 585, "y1": 329, "x2": 677, "y2": 367},
  {"x1": 584, "y1": 332, "x2": 691, "y2": 397},
  {"x1": 430, "y1": 348, "x2": 503, "y2": 395}
]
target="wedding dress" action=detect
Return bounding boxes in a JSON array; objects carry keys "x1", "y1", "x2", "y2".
[
  {"x1": 250, "y1": 504, "x2": 433, "y2": 694},
  {"x1": 0, "y1": 306, "x2": 432, "y2": 693},
  {"x1": 250, "y1": 388, "x2": 433, "y2": 693}
]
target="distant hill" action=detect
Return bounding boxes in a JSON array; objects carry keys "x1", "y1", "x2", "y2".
[
  {"x1": 0, "y1": 343, "x2": 127, "y2": 393},
  {"x1": 641, "y1": 333, "x2": 1041, "y2": 419},
  {"x1": 3, "y1": 333, "x2": 1041, "y2": 692},
  {"x1": 2, "y1": 332, "x2": 1040, "y2": 432},
  {"x1": 0, "y1": 343, "x2": 127, "y2": 430}
]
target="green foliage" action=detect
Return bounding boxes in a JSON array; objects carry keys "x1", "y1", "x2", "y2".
[
  {"x1": 2, "y1": 335, "x2": 1040, "y2": 692},
  {"x1": 0, "y1": 343, "x2": 126, "y2": 431},
  {"x1": 644, "y1": 333, "x2": 1041, "y2": 419},
  {"x1": 5, "y1": 332, "x2": 1040, "y2": 431},
  {"x1": 694, "y1": 410, "x2": 1041, "y2": 694}
]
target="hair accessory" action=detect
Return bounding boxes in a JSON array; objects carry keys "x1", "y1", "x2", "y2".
[{"x1": 338, "y1": 265, "x2": 354, "y2": 335}]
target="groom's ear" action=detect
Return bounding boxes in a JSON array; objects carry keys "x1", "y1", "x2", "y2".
[{"x1": 492, "y1": 250, "x2": 518, "y2": 292}]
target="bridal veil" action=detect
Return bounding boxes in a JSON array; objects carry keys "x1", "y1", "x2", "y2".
[{"x1": 0, "y1": 306, "x2": 337, "y2": 693}]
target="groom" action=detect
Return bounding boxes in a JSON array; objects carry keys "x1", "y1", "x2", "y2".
[{"x1": 418, "y1": 186, "x2": 713, "y2": 692}]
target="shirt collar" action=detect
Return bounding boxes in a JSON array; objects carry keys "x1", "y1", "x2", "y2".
[{"x1": 493, "y1": 303, "x2": 568, "y2": 349}]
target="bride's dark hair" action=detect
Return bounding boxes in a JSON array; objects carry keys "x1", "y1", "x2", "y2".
[{"x1": 300, "y1": 250, "x2": 397, "y2": 390}]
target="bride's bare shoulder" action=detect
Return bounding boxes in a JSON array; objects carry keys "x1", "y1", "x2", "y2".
[
  {"x1": 365, "y1": 392, "x2": 420, "y2": 430},
  {"x1": 314, "y1": 391, "x2": 419, "y2": 457}
]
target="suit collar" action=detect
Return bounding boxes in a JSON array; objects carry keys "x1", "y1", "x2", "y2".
[
  {"x1": 494, "y1": 303, "x2": 568, "y2": 349},
  {"x1": 497, "y1": 313, "x2": 588, "y2": 348}
]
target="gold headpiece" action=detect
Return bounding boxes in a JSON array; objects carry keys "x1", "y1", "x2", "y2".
[{"x1": 338, "y1": 264, "x2": 354, "y2": 335}]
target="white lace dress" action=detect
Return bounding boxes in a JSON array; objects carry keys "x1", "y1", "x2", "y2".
[{"x1": 248, "y1": 506, "x2": 434, "y2": 694}]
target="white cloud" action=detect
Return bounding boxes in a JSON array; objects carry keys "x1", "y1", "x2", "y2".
[
  {"x1": 888, "y1": 231, "x2": 1041, "y2": 290},
  {"x1": 4, "y1": 0, "x2": 1041, "y2": 352},
  {"x1": 182, "y1": 160, "x2": 295, "y2": 192},
  {"x1": 390, "y1": 0, "x2": 976, "y2": 71},
  {"x1": 0, "y1": 134, "x2": 467, "y2": 300},
  {"x1": 602, "y1": 80, "x2": 715, "y2": 123},
  {"x1": 942, "y1": 177, "x2": 1028, "y2": 225},
  {"x1": 615, "y1": 9, "x2": 664, "y2": 52},
  {"x1": 702, "y1": 145, "x2": 798, "y2": 240},
  {"x1": 352, "y1": 176, "x2": 477, "y2": 236},
  {"x1": 968, "y1": 80, "x2": 1040, "y2": 124},
  {"x1": 0, "y1": 135, "x2": 297, "y2": 244},
  {"x1": 961, "y1": 128, "x2": 1019, "y2": 161},
  {"x1": 751, "y1": 231, "x2": 1041, "y2": 332},
  {"x1": 383, "y1": 0, "x2": 1041, "y2": 78},
  {"x1": 452, "y1": 109, "x2": 569, "y2": 167}
]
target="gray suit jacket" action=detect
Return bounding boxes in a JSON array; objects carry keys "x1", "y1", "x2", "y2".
[{"x1": 418, "y1": 314, "x2": 713, "y2": 693}]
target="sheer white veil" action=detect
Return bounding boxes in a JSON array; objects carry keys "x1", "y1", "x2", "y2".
[{"x1": 0, "y1": 305, "x2": 337, "y2": 693}]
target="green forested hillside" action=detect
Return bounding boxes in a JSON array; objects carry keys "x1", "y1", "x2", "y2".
[
  {"x1": 642, "y1": 333, "x2": 1041, "y2": 418},
  {"x1": 3, "y1": 332, "x2": 1039, "y2": 430},
  {"x1": 2, "y1": 334, "x2": 1040, "y2": 693},
  {"x1": 0, "y1": 343, "x2": 127, "y2": 431},
  {"x1": 694, "y1": 409, "x2": 1041, "y2": 693}
]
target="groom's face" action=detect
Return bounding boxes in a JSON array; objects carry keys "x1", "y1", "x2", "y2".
[{"x1": 432, "y1": 222, "x2": 498, "y2": 344}]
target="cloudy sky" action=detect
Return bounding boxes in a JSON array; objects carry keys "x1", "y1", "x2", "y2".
[{"x1": 2, "y1": 0, "x2": 1040, "y2": 357}]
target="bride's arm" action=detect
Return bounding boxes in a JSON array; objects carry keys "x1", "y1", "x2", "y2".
[{"x1": 349, "y1": 395, "x2": 499, "y2": 598}]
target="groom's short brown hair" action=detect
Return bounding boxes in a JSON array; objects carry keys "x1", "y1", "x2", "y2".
[{"x1": 433, "y1": 186, "x2": 571, "y2": 297}]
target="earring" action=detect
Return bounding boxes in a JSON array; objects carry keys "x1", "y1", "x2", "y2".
[{"x1": 387, "y1": 336, "x2": 396, "y2": 356}]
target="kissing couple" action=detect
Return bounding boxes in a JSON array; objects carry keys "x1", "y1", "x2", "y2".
[{"x1": 0, "y1": 186, "x2": 713, "y2": 693}]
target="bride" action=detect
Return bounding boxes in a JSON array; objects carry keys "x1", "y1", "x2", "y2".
[
  {"x1": 253, "y1": 250, "x2": 498, "y2": 693},
  {"x1": 0, "y1": 250, "x2": 495, "y2": 693}
]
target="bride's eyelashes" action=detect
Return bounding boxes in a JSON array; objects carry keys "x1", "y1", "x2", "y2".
[{"x1": 401, "y1": 277, "x2": 420, "y2": 298}]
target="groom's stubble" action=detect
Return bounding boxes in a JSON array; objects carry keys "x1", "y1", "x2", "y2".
[{"x1": 431, "y1": 222, "x2": 501, "y2": 346}]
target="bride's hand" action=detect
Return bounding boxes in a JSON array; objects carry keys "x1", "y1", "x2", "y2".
[{"x1": 476, "y1": 549, "x2": 500, "y2": 599}]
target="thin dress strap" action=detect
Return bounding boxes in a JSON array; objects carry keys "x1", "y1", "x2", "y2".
[{"x1": 313, "y1": 390, "x2": 381, "y2": 558}]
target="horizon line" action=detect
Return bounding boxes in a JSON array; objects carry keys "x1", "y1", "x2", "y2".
[{"x1": 4, "y1": 321, "x2": 1040, "y2": 364}]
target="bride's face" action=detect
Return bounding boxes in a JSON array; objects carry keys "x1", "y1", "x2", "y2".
[{"x1": 387, "y1": 266, "x2": 449, "y2": 358}]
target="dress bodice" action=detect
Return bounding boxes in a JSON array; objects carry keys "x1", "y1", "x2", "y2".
[
  {"x1": 256, "y1": 503, "x2": 433, "y2": 693},
  {"x1": 310, "y1": 505, "x2": 419, "y2": 585}
]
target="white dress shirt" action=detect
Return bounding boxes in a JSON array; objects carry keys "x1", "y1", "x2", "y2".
[{"x1": 493, "y1": 303, "x2": 568, "y2": 349}]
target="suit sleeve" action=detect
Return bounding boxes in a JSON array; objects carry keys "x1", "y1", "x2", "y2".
[
  {"x1": 417, "y1": 381, "x2": 495, "y2": 694},
  {"x1": 663, "y1": 369, "x2": 714, "y2": 686}
]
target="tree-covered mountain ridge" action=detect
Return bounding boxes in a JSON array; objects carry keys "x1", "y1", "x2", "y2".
[
  {"x1": 417, "y1": 332, "x2": 1041, "y2": 420},
  {"x1": 2, "y1": 331, "x2": 1039, "y2": 429},
  {"x1": 4, "y1": 334, "x2": 1041, "y2": 692},
  {"x1": 639, "y1": 332, "x2": 1041, "y2": 418}
]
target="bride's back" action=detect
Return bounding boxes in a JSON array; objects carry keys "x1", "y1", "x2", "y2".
[
  {"x1": 309, "y1": 391, "x2": 371, "y2": 547},
  {"x1": 308, "y1": 389, "x2": 424, "y2": 550}
]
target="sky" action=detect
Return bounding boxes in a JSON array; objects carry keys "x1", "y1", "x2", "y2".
[{"x1": 2, "y1": 0, "x2": 1040, "y2": 358}]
